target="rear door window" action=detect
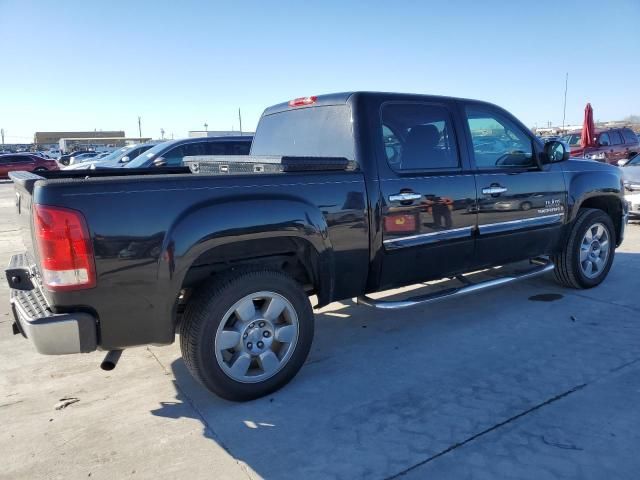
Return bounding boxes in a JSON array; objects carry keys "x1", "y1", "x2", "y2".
[
  {"x1": 205, "y1": 142, "x2": 227, "y2": 155},
  {"x1": 609, "y1": 131, "x2": 623, "y2": 145},
  {"x1": 598, "y1": 133, "x2": 610, "y2": 146},
  {"x1": 622, "y1": 129, "x2": 638, "y2": 144},
  {"x1": 380, "y1": 102, "x2": 460, "y2": 171},
  {"x1": 228, "y1": 141, "x2": 250, "y2": 155}
]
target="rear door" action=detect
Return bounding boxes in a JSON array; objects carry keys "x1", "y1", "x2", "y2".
[
  {"x1": 377, "y1": 101, "x2": 477, "y2": 289},
  {"x1": 608, "y1": 130, "x2": 626, "y2": 163},
  {"x1": 462, "y1": 102, "x2": 567, "y2": 266}
]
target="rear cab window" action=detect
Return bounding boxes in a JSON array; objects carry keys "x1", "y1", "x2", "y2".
[{"x1": 251, "y1": 105, "x2": 355, "y2": 160}]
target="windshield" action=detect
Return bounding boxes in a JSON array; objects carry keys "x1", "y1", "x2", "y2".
[
  {"x1": 125, "y1": 141, "x2": 172, "y2": 168},
  {"x1": 93, "y1": 146, "x2": 131, "y2": 163},
  {"x1": 561, "y1": 133, "x2": 581, "y2": 147},
  {"x1": 627, "y1": 153, "x2": 640, "y2": 166}
]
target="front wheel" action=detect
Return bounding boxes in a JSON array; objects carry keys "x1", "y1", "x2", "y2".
[
  {"x1": 179, "y1": 269, "x2": 314, "y2": 401},
  {"x1": 552, "y1": 208, "x2": 615, "y2": 289}
]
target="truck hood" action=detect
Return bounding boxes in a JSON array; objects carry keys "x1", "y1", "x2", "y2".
[{"x1": 564, "y1": 157, "x2": 618, "y2": 172}]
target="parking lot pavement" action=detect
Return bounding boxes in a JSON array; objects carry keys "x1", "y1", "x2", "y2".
[{"x1": 1, "y1": 179, "x2": 639, "y2": 480}]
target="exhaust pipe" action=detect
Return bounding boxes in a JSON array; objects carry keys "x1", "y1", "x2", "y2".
[{"x1": 100, "y1": 350, "x2": 123, "y2": 371}]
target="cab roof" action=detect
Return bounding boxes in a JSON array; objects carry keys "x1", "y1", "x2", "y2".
[{"x1": 261, "y1": 91, "x2": 496, "y2": 117}]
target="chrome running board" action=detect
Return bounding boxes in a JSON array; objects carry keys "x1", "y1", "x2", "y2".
[{"x1": 356, "y1": 258, "x2": 554, "y2": 310}]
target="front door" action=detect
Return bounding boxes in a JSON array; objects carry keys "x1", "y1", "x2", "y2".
[
  {"x1": 462, "y1": 103, "x2": 567, "y2": 266},
  {"x1": 377, "y1": 101, "x2": 477, "y2": 289}
]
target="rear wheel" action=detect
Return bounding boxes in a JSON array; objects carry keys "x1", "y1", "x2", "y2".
[
  {"x1": 552, "y1": 208, "x2": 615, "y2": 289},
  {"x1": 33, "y1": 167, "x2": 47, "y2": 172},
  {"x1": 179, "y1": 268, "x2": 314, "y2": 401}
]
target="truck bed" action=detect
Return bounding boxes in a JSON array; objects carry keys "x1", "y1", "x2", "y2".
[{"x1": 10, "y1": 167, "x2": 370, "y2": 349}]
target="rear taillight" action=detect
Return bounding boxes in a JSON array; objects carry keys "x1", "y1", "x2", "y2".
[
  {"x1": 33, "y1": 204, "x2": 96, "y2": 291},
  {"x1": 288, "y1": 96, "x2": 317, "y2": 107}
]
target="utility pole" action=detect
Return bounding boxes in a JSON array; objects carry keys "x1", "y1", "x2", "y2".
[
  {"x1": 204, "y1": 122, "x2": 208, "y2": 132},
  {"x1": 160, "y1": 128, "x2": 165, "y2": 140},
  {"x1": 1, "y1": 129, "x2": 4, "y2": 150},
  {"x1": 238, "y1": 108, "x2": 243, "y2": 135},
  {"x1": 562, "y1": 72, "x2": 569, "y2": 133},
  {"x1": 138, "y1": 116, "x2": 142, "y2": 139}
]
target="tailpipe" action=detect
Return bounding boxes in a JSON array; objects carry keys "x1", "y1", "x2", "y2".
[{"x1": 100, "y1": 350, "x2": 123, "y2": 371}]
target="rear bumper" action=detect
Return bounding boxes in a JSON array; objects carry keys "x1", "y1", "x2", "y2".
[{"x1": 7, "y1": 253, "x2": 97, "y2": 355}]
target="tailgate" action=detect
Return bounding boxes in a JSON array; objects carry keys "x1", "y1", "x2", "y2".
[{"x1": 8, "y1": 171, "x2": 42, "y2": 262}]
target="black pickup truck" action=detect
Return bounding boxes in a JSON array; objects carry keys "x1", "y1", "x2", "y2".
[{"x1": 6, "y1": 92, "x2": 629, "y2": 401}]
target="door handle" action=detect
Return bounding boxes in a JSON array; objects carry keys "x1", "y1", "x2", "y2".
[
  {"x1": 389, "y1": 192, "x2": 422, "y2": 202},
  {"x1": 482, "y1": 186, "x2": 508, "y2": 195}
]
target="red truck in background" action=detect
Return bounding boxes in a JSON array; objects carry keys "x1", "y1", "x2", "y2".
[{"x1": 566, "y1": 127, "x2": 639, "y2": 165}]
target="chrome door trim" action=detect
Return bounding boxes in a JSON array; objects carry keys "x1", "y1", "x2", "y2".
[
  {"x1": 383, "y1": 226, "x2": 474, "y2": 249},
  {"x1": 477, "y1": 213, "x2": 564, "y2": 235}
]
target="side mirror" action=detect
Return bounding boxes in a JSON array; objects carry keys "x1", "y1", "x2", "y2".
[
  {"x1": 152, "y1": 157, "x2": 167, "y2": 167},
  {"x1": 120, "y1": 156, "x2": 130, "y2": 163},
  {"x1": 544, "y1": 140, "x2": 570, "y2": 163}
]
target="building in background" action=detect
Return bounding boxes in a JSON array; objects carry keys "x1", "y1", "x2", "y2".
[
  {"x1": 34, "y1": 131, "x2": 125, "y2": 149},
  {"x1": 188, "y1": 130, "x2": 254, "y2": 138}
]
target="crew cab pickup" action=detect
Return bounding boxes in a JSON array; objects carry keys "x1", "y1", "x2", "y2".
[{"x1": 6, "y1": 92, "x2": 629, "y2": 401}]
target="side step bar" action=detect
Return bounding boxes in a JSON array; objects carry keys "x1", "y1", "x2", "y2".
[{"x1": 356, "y1": 258, "x2": 554, "y2": 310}]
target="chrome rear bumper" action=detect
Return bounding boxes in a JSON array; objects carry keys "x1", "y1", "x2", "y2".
[{"x1": 7, "y1": 253, "x2": 97, "y2": 355}]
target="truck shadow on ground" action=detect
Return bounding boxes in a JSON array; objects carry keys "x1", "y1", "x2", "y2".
[{"x1": 151, "y1": 251, "x2": 640, "y2": 480}]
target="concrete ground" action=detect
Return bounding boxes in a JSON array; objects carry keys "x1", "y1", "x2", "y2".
[{"x1": 1, "y1": 179, "x2": 639, "y2": 480}]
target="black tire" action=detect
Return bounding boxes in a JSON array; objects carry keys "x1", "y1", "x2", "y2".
[
  {"x1": 179, "y1": 268, "x2": 314, "y2": 401},
  {"x1": 34, "y1": 167, "x2": 47, "y2": 172},
  {"x1": 552, "y1": 208, "x2": 616, "y2": 289}
]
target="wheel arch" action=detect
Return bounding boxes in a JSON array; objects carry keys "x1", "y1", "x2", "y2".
[
  {"x1": 158, "y1": 196, "x2": 334, "y2": 328},
  {"x1": 567, "y1": 169, "x2": 624, "y2": 246}
]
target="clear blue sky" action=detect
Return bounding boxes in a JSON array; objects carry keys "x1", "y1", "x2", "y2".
[{"x1": 1, "y1": 0, "x2": 638, "y2": 143}]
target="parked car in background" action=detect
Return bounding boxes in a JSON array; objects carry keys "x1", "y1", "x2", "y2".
[
  {"x1": 570, "y1": 127, "x2": 639, "y2": 164},
  {"x1": 0, "y1": 153, "x2": 59, "y2": 178},
  {"x1": 45, "y1": 149, "x2": 62, "y2": 159},
  {"x1": 124, "y1": 135, "x2": 253, "y2": 168},
  {"x1": 63, "y1": 142, "x2": 163, "y2": 170},
  {"x1": 58, "y1": 150, "x2": 94, "y2": 166},
  {"x1": 620, "y1": 153, "x2": 640, "y2": 216},
  {"x1": 68, "y1": 151, "x2": 101, "y2": 165},
  {"x1": 560, "y1": 132, "x2": 582, "y2": 148}
]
